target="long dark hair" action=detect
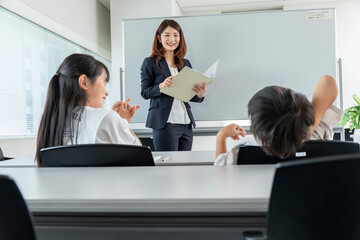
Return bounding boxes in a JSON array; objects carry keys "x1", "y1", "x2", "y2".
[
  {"x1": 248, "y1": 86, "x2": 315, "y2": 158},
  {"x1": 150, "y1": 19, "x2": 187, "y2": 69},
  {"x1": 36, "y1": 54, "x2": 109, "y2": 166}
]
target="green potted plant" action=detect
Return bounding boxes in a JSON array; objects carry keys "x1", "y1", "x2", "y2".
[{"x1": 339, "y1": 94, "x2": 360, "y2": 143}]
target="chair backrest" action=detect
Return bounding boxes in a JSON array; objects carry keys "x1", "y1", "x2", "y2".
[
  {"x1": 266, "y1": 153, "x2": 360, "y2": 240},
  {"x1": 41, "y1": 144, "x2": 155, "y2": 167},
  {"x1": 139, "y1": 137, "x2": 155, "y2": 151},
  {"x1": 0, "y1": 147, "x2": 5, "y2": 161},
  {"x1": 237, "y1": 145, "x2": 283, "y2": 164},
  {"x1": 237, "y1": 140, "x2": 360, "y2": 165},
  {"x1": 0, "y1": 175, "x2": 36, "y2": 240},
  {"x1": 0, "y1": 147, "x2": 11, "y2": 161}
]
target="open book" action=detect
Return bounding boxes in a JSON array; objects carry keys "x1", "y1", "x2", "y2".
[{"x1": 160, "y1": 60, "x2": 219, "y2": 102}]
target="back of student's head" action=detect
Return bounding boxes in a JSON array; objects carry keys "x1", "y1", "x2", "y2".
[
  {"x1": 36, "y1": 54, "x2": 109, "y2": 166},
  {"x1": 248, "y1": 86, "x2": 315, "y2": 158}
]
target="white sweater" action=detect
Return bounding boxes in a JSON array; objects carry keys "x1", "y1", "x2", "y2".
[{"x1": 63, "y1": 106, "x2": 140, "y2": 146}]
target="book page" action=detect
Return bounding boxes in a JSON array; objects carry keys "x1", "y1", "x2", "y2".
[{"x1": 160, "y1": 60, "x2": 219, "y2": 102}]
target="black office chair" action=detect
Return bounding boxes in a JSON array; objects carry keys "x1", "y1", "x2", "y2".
[
  {"x1": 40, "y1": 144, "x2": 155, "y2": 167},
  {"x1": 238, "y1": 140, "x2": 359, "y2": 165},
  {"x1": 0, "y1": 175, "x2": 36, "y2": 240},
  {"x1": 139, "y1": 137, "x2": 155, "y2": 151},
  {"x1": 244, "y1": 153, "x2": 360, "y2": 240},
  {"x1": 0, "y1": 147, "x2": 12, "y2": 161}
]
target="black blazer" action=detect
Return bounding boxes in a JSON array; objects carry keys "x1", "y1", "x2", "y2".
[{"x1": 140, "y1": 57, "x2": 203, "y2": 130}]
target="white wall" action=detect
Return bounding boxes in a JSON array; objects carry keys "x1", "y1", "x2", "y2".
[
  {"x1": 0, "y1": 0, "x2": 111, "y2": 59},
  {"x1": 172, "y1": 0, "x2": 183, "y2": 16},
  {"x1": 110, "y1": 0, "x2": 182, "y2": 102},
  {"x1": 283, "y1": 1, "x2": 360, "y2": 110}
]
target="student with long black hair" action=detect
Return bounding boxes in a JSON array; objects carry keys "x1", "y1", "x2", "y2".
[{"x1": 36, "y1": 54, "x2": 141, "y2": 166}]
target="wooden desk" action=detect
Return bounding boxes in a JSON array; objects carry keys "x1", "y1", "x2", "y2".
[
  {"x1": 0, "y1": 150, "x2": 215, "y2": 167},
  {"x1": 0, "y1": 165, "x2": 275, "y2": 240}
]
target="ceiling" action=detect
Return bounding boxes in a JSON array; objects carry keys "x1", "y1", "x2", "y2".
[
  {"x1": 98, "y1": 0, "x2": 347, "y2": 13},
  {"x1": 177, "y1": 0, "x2": 347, "y2": 13}
]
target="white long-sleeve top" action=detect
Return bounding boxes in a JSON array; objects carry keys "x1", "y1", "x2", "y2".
[{"x1": 63, "y1": 106, "x2": 140, "y2": 146}]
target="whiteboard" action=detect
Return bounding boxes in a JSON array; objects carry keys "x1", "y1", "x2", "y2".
[{"x1": 123, "y1": 9, "x2": 336, "y2": 123}]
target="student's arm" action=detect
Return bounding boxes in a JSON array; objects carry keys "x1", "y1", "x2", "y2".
[
  {"x1": 216, "y1": 123, "x2": 246, "y2": 157},
  {"x1": 96, "y1": 111, "x2": 142, "y2": 146},
  {"x1": 128, "y1": 128, "x2": 142, "y2": 146},
  {"x1": 309, "y1": 75, "x2": 338, "y2": 134}
]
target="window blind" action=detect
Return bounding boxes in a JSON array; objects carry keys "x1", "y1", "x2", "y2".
[{"x1": 0, "y1": 7, "x2": 112, "y2": 136}]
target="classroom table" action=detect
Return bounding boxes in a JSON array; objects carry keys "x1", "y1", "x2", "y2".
[
  {"x1": 155, "y1": 150, "x2": 215, "y2": 165},
  {"x1": 0, "y1": 150, "x2": 216, "y2": 167},
  {"x1": 0, "y1": 155, "x2": 37, "y2": 167},
  {"x1": 0, "y1": 164, "x2": 276, "y2": 240}
]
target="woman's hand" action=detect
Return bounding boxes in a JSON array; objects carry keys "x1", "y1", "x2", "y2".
[
  {"x1": 192, "y1": 82, "x2": 206, "y2": 98},
  {"x1": 112, "y1": 98, "x2": 140, "y2": 122},
  {"x1": 159, "y1": 76, "x2": 175, "y2": 90}
]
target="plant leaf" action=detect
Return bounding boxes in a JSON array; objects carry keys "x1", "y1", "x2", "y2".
[{"x1": 353, "y1": 94, "x2": 360, "y2": 106}]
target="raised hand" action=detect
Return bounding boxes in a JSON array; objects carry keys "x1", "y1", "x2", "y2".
[{"x1": 218, "y1": 123, "x2": 246, "y2": 141}]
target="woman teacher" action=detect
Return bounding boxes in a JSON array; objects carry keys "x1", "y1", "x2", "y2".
[{"x1": 140, "y1": 19, "x2": 206, "y2": 151}]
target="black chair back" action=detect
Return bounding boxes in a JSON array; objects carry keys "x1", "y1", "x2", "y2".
[
  {"x1": 0, "y1": 175, "x2": 36, "y2": 240},
  {"x1": 266, "y1": 153, "x2": 360, "y2": 240},
  {"x1": 237, "y1": 145, "x2": 282, "y2": 164},
  {"x1": 139, "y1": 137, "x2": 155, "y2": 151},
  {"x1": 41, "y1": 144, "x2": 155, "y2": 167},
  {"x1": 0, "y1": 147, "x2": 11, "y2": 161},
  {"x1": 237, "y1": 140, "x2": 359, "y2": 165}
]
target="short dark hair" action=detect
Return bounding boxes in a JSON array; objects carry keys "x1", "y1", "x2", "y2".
[{"x1": 248, "y1": 86, "x2": 315, "y2": 158}]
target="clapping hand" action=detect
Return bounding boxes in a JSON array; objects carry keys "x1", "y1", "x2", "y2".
[{"x1": 112, "y1": 98, "x2": 140, "y2": 122}]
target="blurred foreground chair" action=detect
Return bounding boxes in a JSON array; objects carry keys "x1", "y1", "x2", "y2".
[
  {"x1": 41, "y1": 144, "x2": 155, "y2": 167},
  {"x1": 0, "y1": 147, "x2": 12, "y2": 161},
  {"x1": 244, "y1": 153, "x2": 360, "y2": 240},
  {"x1": 0, "y1": 175, "x2": 36, "y2": 240}
]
